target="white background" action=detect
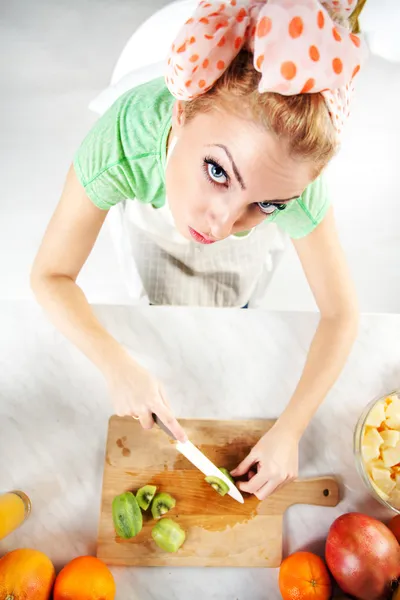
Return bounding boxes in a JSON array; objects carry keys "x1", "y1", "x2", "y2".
[{"x1": 1, "y1": 0, "x2": 400, "y2": 311}]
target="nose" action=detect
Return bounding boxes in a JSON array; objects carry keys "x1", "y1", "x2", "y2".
[{"x1": 205, "y1": 198, "x2": 241, "y2": 240}]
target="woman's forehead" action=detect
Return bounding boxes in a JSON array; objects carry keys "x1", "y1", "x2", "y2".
[{"x1": 185, "y1": 109, "x2": 313, "y2": 195}]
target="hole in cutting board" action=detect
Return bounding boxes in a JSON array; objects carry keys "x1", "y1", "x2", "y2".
[{"x1": 323, "y1": 489, "x2": 330, "y2": 497}]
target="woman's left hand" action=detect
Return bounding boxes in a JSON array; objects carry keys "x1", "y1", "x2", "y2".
[{"x1": 230, "y1": 424, "x2": 299, "y2": 500}]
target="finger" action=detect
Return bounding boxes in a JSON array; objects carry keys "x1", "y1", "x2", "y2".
[
  {"x1": 114, "y1": 401, "x2": 132, "y2": 417},
  {"x1": 139, "y1": 410, "x2": 155, "y2": 431},
  {"x1": 248, "y1": 470, "x2": 256, "y2": 480},
  {"x1": 159, "y1": 386, "x2": 188, "y2": 442},
  {"x1": 254, "y1": 478, "x2": 283, "y2": 501},
  {"x1": 155, "y1": 403, "x2": 188, "y2": 443},
  {"x1": 159, "y1": 386, "x2": 172, "y2": 410},
  {"x1": 115, "y1": 408, "x2": 127, "y2": 417},
  {"x1": 237, "y1": 470, "x2": 266, "y2": 494},
  {"x1": 230, "y1": 453, "x2": 257, "y2": 477}
]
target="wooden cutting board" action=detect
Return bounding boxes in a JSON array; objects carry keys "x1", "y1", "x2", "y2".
[{"x1": 97, "y1": 416, "x2": 339, "y2": 567}]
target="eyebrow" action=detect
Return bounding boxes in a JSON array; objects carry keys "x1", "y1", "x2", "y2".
[
  {"x1": 207, "y1": 143, "x2": 246, "y2": 190},
  {"x1": 207, "y1": 144, "x2": 301, "y2": 203}
]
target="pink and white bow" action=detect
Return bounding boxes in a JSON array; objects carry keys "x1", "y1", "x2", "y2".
[{"x1": 165, "y1": 0, "x2": 368, "y2": 135}]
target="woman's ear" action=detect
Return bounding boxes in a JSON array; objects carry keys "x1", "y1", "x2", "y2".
[{"x1": 172, "y1": 100, "x2": 186, "y2": 131}]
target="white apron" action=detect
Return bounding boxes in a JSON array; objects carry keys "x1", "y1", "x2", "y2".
[{"x1": 107, "y1": 137, "x2": 287, "y2": 307}]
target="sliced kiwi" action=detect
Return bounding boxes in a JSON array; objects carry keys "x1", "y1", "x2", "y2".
[
  {"x1": 151, "y1": 492, "x2": 176, "y2": 519},
  {"x1": 218, "y1": 467, "x2": 235, "y2": 485},
  {"x1": 152, "y1": 518, "x2": 186, "y2": 553},
  {"x1": 136, "y1": 484, "x2": 157, "y2": 511},
  {"x1": 112, "y1": 491, "x2": 143, "y2": 539},
  {"x1": 205, "y1": 475, "x2": 229, "y2": 496}
]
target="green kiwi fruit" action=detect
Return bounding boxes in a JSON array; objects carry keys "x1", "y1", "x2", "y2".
[
  {"x1": 152, "y1": 518, "x2": 186, "y2": 553},
  {"x1": 136, "y1": 484, "x2": 157, "y2": 511},
  {"x1": 205, "y1": 467, "x2": 235, "y2": 496},
  {"x1": 151, "y1": 492, "x2": 176, "y2": 519},
  {"x1": 204, "y1": 475, "x2": 229, "y2": 496},
  {"x1": 112, "y1": 491, "x2": 143, "y2": 539},
  {"x1": 218, "y1": 467, "x2": 235, "y2": 485}
]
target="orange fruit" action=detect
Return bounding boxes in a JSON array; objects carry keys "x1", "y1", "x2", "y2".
[
  {"x1": 279, "y1": 551, "x2": 331, "y2": 600},
  {"x1": 53, "y1": 556, "x2": 116, "y2": 600},
  {"x1": 0, "y1": 548, "x2": 55, "y2": 600}
]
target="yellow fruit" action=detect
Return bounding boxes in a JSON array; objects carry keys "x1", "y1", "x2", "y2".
[
  {"x1": 382, "y1": 442, "x2": 400, "y2": 468},
  {"x1": 370, "y1": 478, "x2": 390, "y2": 501},
  {"x1": 371, "y1": 466, "x2": 396, "y2": 495},
  {"x1": 362, "y1": 428, "x2": 383, "y2": 462},
  {"x1": 385, "y1": 397, "x2": 400, "y2": 429},
  {"x1": 388, "y1": 488, "x2": 400, "y2": 509},
  {"x1": 366, "y1": 401, "x2": 386, "y2": 427},
  {"x1": 380, "y1": 430, "x2": 400, "y2": 448}
]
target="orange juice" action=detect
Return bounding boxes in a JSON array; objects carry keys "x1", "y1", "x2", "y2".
[{"x1": 0, "y1": 491, "x2": 31, "y2": 539}]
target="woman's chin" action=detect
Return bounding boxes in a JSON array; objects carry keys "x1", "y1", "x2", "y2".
[{"x1": 174, "y1": 221, "x2": 193, "y2": 241}]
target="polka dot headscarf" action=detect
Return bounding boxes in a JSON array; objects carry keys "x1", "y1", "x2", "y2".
[{"x1": 165, "y1": 0, "x2": 368, "y2": 136}]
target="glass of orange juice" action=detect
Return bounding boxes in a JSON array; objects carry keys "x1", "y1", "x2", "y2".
[{"x1": 0, "y1": 491, "x2": 31, "y2": 540}]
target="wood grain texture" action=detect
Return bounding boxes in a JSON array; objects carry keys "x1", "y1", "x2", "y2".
[{"x1": 97, "y1": 416, "x2": 339, "y2": 567}]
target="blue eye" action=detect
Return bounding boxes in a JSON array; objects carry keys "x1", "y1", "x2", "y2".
[
  {"x1": 257, "y1": 202, "x2": 287, "y2": 215},
  {"x1": 204, "y1": 158, "x2": 228, "y2": 186},
  {"x1": 207, "y1": 162, "x2": 227, "y2": 183}
]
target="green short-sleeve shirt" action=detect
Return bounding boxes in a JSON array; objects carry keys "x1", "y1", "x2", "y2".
[{"x1": 74, "y1": 77, "x2": 330, "y2": 239}]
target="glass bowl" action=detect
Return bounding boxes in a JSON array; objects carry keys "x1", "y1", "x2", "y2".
[{"x1": 354, "y1": 390, "x2": 400, "y2": 514}]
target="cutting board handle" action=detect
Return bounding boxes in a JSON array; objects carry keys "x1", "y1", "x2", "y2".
[{"x1": 285, "y1": 476, "x2": 340, "y2": 508}]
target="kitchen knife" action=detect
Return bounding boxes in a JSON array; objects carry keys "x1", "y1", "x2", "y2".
[{"x1": 152, "y1": 413, "x2": 244, "y2": 504}]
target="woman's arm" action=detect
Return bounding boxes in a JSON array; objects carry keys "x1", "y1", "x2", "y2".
[
  {"x1": 31, "y1": 164, "x2": 118, "y2": 373},
  {"x1": 276, "y1": 205, "x2": 359, "y2": 436},
  {"x1": 31, "y1": 165, "x2": 187, "y2": 441},
  {"x1": 231, "y1": 207, "x2": 358, "y2": 497}
]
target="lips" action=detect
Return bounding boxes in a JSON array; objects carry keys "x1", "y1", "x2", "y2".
[{"x1": 188, "y1": 227, "x2": 216, "y2": 245}]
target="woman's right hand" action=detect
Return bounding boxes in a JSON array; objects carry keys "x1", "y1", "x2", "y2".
[{"x1": 106, "y1": 355, "x2": 187, "y2": 443}]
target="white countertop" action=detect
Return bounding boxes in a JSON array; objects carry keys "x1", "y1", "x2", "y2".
[{"x1": 1, "y1": 301, "x2": 400, "y2": 598}]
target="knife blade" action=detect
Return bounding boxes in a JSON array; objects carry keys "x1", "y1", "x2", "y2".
[
  {"x1": 175, "y1": 439, "x2": 244, "y2": 504},
  {"x1": 152, "y1": 413, "x2": 244, "y2": 504}
]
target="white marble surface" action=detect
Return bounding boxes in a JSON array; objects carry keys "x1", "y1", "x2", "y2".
[{"x1": 1, "y1": 300, "x2": 400, "y2": 598}]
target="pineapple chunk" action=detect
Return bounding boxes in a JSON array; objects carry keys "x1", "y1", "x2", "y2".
[
  {"x1": 385, "y1": 396, "x2": 400, "y2": 429},
  {"x1": 382, "y1": 440, "x2": 400, "y2": 467},
  {"x1": 381, "y1": 429, "x2": 400, "y2": 448},
  {"x1": 388, "y1": 488, "x2": 400, "y2": 509},
  {"x1": 367, "y1": 458, "x2": 385, "y2": 474},
  {"x1": 366, "y1": 401, "x2": 386, "y2": 427},
  {"x1": 362, "y1": 428, "x2": 384, "y2": 462},
  {"x1": 371, "y1": 466, "x2": 396, "y2": 495},
  {"x1": 370, "y1": 478, "x2": 390, "y2": 501}
]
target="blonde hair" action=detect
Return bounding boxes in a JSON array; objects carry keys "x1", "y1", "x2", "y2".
[{"x1": 183, "y1": 49, "x2": 339, "y2": 176}]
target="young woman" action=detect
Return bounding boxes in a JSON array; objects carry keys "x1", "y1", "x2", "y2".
[{"x1": 31, "y1": 0, "x2": 366, "y2": 499}]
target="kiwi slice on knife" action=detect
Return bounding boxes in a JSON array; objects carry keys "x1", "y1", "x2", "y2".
[
  {"x1": 136, "y1": 485, "x2": 157, "y2": 511},
  {"x1": 205, "y1": 467, "x2": 235, "y2": 496},
  {"x1": 218, "y1": 467, "x2": 235, "y2": 485},
  {"x1": 151, "y1": 492, "x2": 176, "y2": 519},
  {"x1": 205, "y1": 475, "x2": 229, "y2": 496},
  {"x1": 152, "y1": 518, "x2": 186, "y2": 553}
]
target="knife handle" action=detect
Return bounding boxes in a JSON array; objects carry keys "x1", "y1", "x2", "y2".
[{"x1": 152, "y1": 413, "x2": 177, "y2": 440}]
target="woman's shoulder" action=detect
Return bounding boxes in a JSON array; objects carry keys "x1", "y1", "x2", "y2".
[
  {"x1": 269, "y1": 175, "x2": 331, "y2": 239},
  {"x1": 74, "y1": 78, "x2": 174, "y2": 210}
]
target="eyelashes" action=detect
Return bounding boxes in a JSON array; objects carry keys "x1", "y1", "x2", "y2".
[
  {"x1": 202, "y1": 157, "x2": 229, "y2": 188},
  {"x1": 201, "y1": 156, "x2": 289, "y2": 215},
  {"x1": 257, "y1": 202, "x2": 287, "y2": 215}
]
